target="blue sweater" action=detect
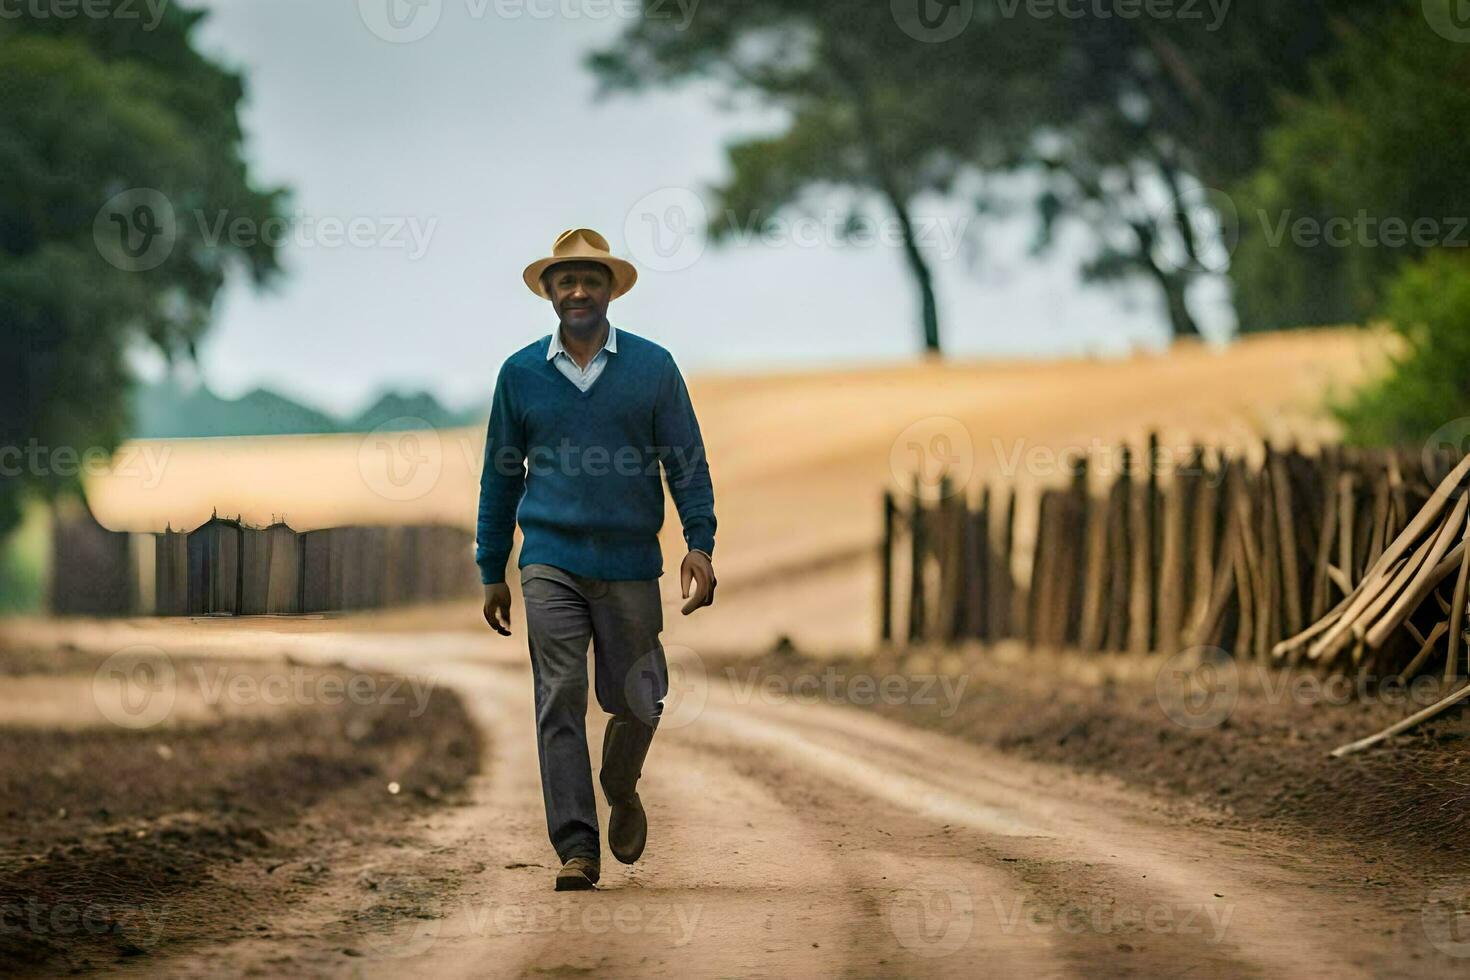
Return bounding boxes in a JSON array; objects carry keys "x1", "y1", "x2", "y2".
[{"x1": 475, "y1": 328, "x2": 716, "y2": 584}]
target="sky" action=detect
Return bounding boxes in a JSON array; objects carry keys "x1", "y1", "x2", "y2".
[{"x1": 152, "y1": 0, "x2": 1232, "y2": 416}]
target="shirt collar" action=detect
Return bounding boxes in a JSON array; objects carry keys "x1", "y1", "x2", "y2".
[{"x1": 547, "y1": 322, "x2": 617, "y2": 361}]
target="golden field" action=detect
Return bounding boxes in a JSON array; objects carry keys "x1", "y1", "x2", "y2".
[{"x1": 88, "y1": 328, "x2": 1388, "y2": 653}]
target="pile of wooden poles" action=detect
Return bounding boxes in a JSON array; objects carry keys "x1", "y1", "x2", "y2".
[
  {"x1": 1274, "y1": 453, "x2": 1470, "y2": 679},
  {"x1": 1269, "y1": 453, "x2": 1470, "y2": 755}
]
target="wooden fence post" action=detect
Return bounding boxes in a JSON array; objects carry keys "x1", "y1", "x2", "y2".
[
  {"x1": 1129, "y1": 437, "x2": 1155, "y2": 654},
  {"x1": 880, "y1": 491, "x2": 895, "y2": 644},
  {"x1": 908, "y1": 476, "x2": 926, "y2": 643},
  {"x1": 965, "y1": 486, "x2": 990, "y2": 641}
]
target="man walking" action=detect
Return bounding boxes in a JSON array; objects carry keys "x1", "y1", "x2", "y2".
[{"x1": 477, "y1": 228, "x2": 717, "y2": 891}]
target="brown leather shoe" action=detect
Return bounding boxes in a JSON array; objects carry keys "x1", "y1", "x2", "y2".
[
  {"x1": 554, "y1": 856, "x2": 600, "y2": 891},
  {"x1": 600, "y1": 715, "x2": 657, "y2": 864}
]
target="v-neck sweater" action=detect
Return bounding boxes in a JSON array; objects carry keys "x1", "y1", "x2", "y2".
[{"x1": 475, "y1": 328, "x2": 717, "y2": 584}]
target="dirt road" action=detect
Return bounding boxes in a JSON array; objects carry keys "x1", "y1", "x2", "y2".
[{"x1": 11, "y1": 617, "x2": 1443, "y2": 979}]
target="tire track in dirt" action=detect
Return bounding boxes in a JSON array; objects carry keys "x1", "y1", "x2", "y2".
[{"x1": 694, "y1": 687, "x2": 1390, "y2": 978}]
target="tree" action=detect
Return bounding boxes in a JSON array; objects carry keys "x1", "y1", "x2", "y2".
[
  {"x1": 0, "y1": 3, "x2": 285, "y2": 537},
  {"x1": 591, "y1": 1, "x2": 1049, "y2": 354},
  {"x1": 1334, "y1": 253, "x2": 1470, "y2": 448},
  {"x1": 1232, "y1": 2, "x2": 1470, "y2": 445},
  {"x1": 592, "y1": 0, "x2": 1388, "y2": 349},
  {"x1": 1013, "y1": 0, "x2": 1392, "y2": 340},
  {"x1": 1231, "y1": 2, "x2": 1470, "y2": 331}
]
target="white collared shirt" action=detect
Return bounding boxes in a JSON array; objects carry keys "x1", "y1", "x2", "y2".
[{"x1": 547, "y1": 323, "x2": 617, "y2": 392}]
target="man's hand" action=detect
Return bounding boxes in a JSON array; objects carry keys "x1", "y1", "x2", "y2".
[
  {"x1": 483, "y1": 583, "x2": 513, "y2": 636},
  {"x1": 680, "y1": 551, "x2": 716, "y2": 615}
]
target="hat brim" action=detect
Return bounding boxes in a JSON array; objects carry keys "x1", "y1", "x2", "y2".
[{"x1": 523, "y1": 256, "x2": 637, "y2": 300}]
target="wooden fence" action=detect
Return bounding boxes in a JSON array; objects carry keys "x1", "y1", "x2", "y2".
[
  {"x1": 50, "y1": 501, "x2": 478, "y2": 617},
  {"x1": 882, "y1": 435, "x2": 1466, "y2": 676}
]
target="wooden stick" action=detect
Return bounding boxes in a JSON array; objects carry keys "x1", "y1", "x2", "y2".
[
  {"x1": 968, "y1": 486, "x2": 991, "y2": 642},
  {"x1": 1270, "y1": 451, "x2": 1305, "y2": 636},
  {"x1": 1405, "y1": 620, "x2": 1428, "y2": 648},
  {"x1": 1257, "y1": 465, "x2": 1279, "y2": 663},
  {"x1": 1365, "y1": 493, "x2": 1470, "y2": 649},
  {"x1": 1357, "y1": 452, "x2": 1470, "y2": 594},
  {"x1": 1157, "y1": 461, "x2": 1188, "y2": 656},
  {"x1": 1387, "y1": 451, "x2": 1407, "y2": 542},
  {"x1": 908, "y1": 475, "x2": 926, "y2": 642},
  {"x1": 880, "y1": 491, "x2": 895, "y2": 643},
  {"x1": 1187, "y1": 464, "x2": 1241, "y2": 649},
  {"x1": 1331, "y1": 680, "x2": 1470, "y2": 758},
  {"x1": 1104, "y1": 450, "x2": 1133, "y2": 652},
  {"x1": 1271, "y1": 594, "x2": 1350, "y2": 660},
  {"x1": 1185, "y1": 453, "x2": 1219, "y2": 639},
  {"x1": 1338, "y1": 472, "x2": 1356, "y2": 587},
  {"x1": 1343, "y1": 546, "x2": 1439, "y2": 657},
  {"x1": 1312, "y1": 534, "x2": 1438, "y2": 662},
  {"x1": 1229, "y1": 466, "x2": 1264, "y2": 658},
  {"x1": 1444, "y1": 521, "x2": 1470, "y2": 685},
  {"x1": 1398, "y1": 620, "x2": 1449, "y2": 682},
  {"x1": 1233, "y1": 515, "x2": 1255, "y2": 660},
  {"x1": 1078, "y1": 481, "x2": 1109, "y2": 652},
  {"x1": 1310, "y1": 451, "x2": 1340, "y2": 619},
  {"x1": 1128, "y1": 442, "x2": 1154, "y2": 655},
  {"x1": 1365, "y1": 473, "x2": 1390, "y2": 571}
]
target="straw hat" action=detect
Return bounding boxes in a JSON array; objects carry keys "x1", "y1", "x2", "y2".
[{"x1": 522, "y1": 228, "x2": 638, "y2": 299}]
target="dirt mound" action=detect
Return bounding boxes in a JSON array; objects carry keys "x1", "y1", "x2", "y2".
[
  {"x1": 741, "y1": 643, "x2": 1470, "y2": 873},
  {"x1": 0, "y1": 644, "x2": 481, "y2": 975}
]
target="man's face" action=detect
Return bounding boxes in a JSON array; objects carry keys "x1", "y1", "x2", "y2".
[{"x1": 544, "y1": 261, "x2": 612, "y2": 333}]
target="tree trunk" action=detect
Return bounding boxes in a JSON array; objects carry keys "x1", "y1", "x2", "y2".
[
  {"x1": 1131, "y1": 219, "x2": 1202, "y2": 340},
  {"x1": 1158, "y1": 270, "x2": 1202, "y2": 339},
  {"x1": 886, "y1": 192, "x2": 942, "y2": 354},
  {"x1": 827, "y1": 44, "x2": 942, "y2": 354}
]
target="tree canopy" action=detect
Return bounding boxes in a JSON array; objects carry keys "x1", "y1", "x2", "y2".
[
  {"x1": 592, "y1": 0, "x2": 1390, "y2": 348},
  {"x1": 0, "y1": 2, "x2": 285, "y2": 536}
]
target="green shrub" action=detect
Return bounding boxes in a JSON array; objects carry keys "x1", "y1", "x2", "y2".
[{"x1": 1335, "y1": 252, "x2": 1470, "y2": 448}]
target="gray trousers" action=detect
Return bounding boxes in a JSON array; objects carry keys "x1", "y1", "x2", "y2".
[{"x1": 520, "y1": 563, "x2": 668, "y2": 862}]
